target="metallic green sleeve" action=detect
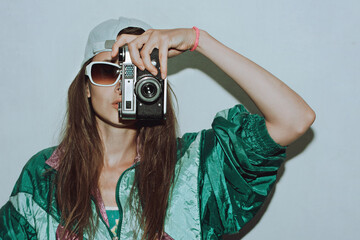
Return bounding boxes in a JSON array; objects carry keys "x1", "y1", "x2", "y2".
[
  {"x1": 0, "y1": 201, "x2": 37, "y2": 240},
  {"x1": 0, "y1": 147, "x2": 58, "y2": 240},
  {"x1": 199, "y1": 105, "x2": 287, "y2": 238}
]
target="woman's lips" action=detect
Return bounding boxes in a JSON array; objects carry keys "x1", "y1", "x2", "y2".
[
  {"x1": 112, "y1": 103, "x2": 120, "y2": 109},
  {"x1": 112, "y1": 99, "x2": 121, "y2": 109}
]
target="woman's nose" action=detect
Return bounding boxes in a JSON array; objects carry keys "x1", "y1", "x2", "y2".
[{"x1": 115, "y1": 80, "x2": 122, "y2": 95}]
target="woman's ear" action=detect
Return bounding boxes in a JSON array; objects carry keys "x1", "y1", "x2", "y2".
[{"x1": 86, "y1": 82, "x2": 91, "y2": 98}]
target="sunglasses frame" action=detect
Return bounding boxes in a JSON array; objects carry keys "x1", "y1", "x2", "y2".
[{"x1": 85, "y1": 61, "x2": 122, "y2": 87}]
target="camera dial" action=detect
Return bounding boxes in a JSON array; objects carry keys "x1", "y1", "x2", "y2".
[{"x1": 119, "y1": 47, "x2": 126, "y2": 62}]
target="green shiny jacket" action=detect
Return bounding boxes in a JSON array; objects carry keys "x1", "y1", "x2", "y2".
[{"x1": 0, "y1": 105, "x2": 286, "y2": 239}]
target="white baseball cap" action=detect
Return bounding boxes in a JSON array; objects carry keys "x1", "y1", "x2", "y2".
[{"x1": 82, "y1": 17, "x2": 152, "y2": 65}]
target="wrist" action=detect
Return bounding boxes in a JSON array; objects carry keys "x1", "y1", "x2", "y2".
[
  {"x1": 190, "y1": 26, "x2": 200, "y2": 51},
  {"x1": 194, "y1": 29, "x2": 209, "y2": 53}
]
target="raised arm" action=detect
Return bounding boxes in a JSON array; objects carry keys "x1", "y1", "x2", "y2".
[
  {"x1": 112, "y1": 28, "x2": 316, "y2": 146},
  {"x1": 195, "y1": 30, "x2": 315, "y2": 146}
]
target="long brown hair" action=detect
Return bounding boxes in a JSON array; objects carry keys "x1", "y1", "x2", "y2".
[{"x1": 56, "y1": 27, "x2": 178, "y2": 240}]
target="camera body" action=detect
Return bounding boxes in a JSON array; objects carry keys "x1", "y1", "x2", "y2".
[{"x1": 118, "y1": 45, "x2": 167, "y2": 120}]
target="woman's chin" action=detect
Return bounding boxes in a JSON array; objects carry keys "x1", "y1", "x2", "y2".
[
  {"x1": 116, "y1": 119, "x2": 137, "y2": 128},
  {"x1": 95, "y1": 114, "x2": 137, "y2": 129}
]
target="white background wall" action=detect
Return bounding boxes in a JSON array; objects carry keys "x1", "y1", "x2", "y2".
[{"x1": 0, "y1": 0, "x2": 359, "y2": 239}]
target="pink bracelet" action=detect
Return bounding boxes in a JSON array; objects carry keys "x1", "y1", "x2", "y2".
[{"x1": 190, "y1": 26, "x2": 200, "y2": 52}]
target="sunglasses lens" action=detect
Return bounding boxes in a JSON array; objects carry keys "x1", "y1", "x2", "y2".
[{"x1": 91, "y1": 64, "x2": 120, "y2": 85}]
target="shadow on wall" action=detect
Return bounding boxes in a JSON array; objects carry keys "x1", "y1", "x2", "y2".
[
  {"x1": 168, "y1": 51, "x2": 315, "y2": 239},
  {"x1": 168, "y1": 51, "x2": 261, "y2": 115}
]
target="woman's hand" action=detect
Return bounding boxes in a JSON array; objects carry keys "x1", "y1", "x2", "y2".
[{"x1": 111, "y1": 28, "x2": 196, "y2": 79}]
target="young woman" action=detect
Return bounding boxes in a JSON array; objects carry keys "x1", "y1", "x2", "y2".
[{"x1": 0, "y1": 17, "x2": 315, "y2": 240}]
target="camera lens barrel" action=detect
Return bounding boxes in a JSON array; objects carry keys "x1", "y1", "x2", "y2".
[{"x1": 135, "y1": 77, "x2": 162, "y2": 103}]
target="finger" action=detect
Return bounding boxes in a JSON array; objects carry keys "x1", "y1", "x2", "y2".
[
  {"x1": 140, "y1": 41, "x2": 158, "y2": 76},
  {"x1": 127, "y1": 39, "x2": 146, "y2": 70},
  {"x1": 159, "y1": 44, "x2": 169, "y2": 79},
  {"x1": 111, "y1": 34, "x2": 138, "y2": 58},
  {"x1": 168, "y1": 49, "x2": 183, "y2": 58}
]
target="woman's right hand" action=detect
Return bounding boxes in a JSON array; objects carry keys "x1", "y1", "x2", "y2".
[{"x1": 111, "y1": 28, "x2": 197, "y2": 79}]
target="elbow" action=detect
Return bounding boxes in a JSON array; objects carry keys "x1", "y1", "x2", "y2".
[
  {"x1": 293, "y1": 108, "x2": 316, "y2": 137},
  {"x1": 266, "y1": 108, "x2": 316, "y2": 146}
]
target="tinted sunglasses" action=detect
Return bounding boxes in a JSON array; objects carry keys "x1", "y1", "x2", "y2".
[{"x1": 85, "y1": 62, "x2": 121, "y2": 86}]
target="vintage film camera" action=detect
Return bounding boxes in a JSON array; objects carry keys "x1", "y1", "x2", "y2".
[{"x1": 118, "y1": 45, "x2": 167, "y2": 120}]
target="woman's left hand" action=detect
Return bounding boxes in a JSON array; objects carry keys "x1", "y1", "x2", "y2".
[{"x1": 111, "y1": 28, "x2": 196, "y2": 79}]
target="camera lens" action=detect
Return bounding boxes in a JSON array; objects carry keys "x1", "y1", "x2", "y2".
[
  {"x1": 141, "y1": 83, "x2": 157, "y2": 98},
  {"x1": 136, "y1": 77, "x2": 161, "y2": 103}
]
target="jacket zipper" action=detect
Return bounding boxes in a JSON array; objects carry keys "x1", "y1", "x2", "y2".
[
  {"x1": 115, "y1": 163, "x2": 139, "y2": 239},
  {"x1": 90, "y1": 195, "x2": 114, "y2": 239},
  {"x1": 91, "y1": 162, "x2": 138, "y2": 240}
]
